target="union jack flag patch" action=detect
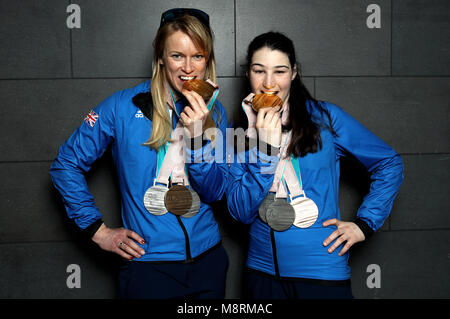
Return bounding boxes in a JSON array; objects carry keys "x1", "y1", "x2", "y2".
[{"x1": 84, "y1": 110, "x2": 98, "y2": 127}]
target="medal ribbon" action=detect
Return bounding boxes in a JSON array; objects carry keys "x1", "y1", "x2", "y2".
[
  {"x1": 240, "y1": 95, "x2": 296, "y2": 197},
  {"x1": 281, "y1": 157, "x2": 304, "y2": 199},
  {"x1": 268, "y1": 134, "x2": 305, "y2": 200},
  {"x1": 155, "y1": 82, "x2": 219, "y2": 186},
  {"x1": 269, "y1": 131, "x2": 290, "y2": 196},
  {"x1": 154, "y1": 85, "x2": 189, "y2": 186}
]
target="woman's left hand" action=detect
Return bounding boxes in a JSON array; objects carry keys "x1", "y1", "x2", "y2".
[
  {"x1": 322, "y1": 219, "x2": 365, "y2": 256},
  {"x1": 180, "y1": 89, "x2": 209, "y2": 138}
]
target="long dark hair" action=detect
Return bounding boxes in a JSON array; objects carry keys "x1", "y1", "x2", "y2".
[{"x1": 237, "y1": 31, "x2": 335, "y2": 157}]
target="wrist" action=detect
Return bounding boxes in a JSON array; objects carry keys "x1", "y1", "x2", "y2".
[
  {"x1": 354, "y1": 218, "x2": 374, "y2": 240},
  {"x1": 82, "y1": 218, "x2": 104, "y2": 239},
  {"x1": 91, "y1": 222, "x2": 107, "y2": 242}
]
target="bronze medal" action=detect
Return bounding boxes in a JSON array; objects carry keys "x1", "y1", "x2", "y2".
[
  {"x1": 143, "y1": 185, "x2": 169, "y2": 216},
  {"x1": 265, "y1": 198, "x2": 295, "y2": 232},
  {"x1": 164, "y1": 185, "x2": 193, "y2": 216}
]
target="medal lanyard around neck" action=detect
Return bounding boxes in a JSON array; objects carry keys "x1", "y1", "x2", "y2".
[
  {"x1": 276, "y1": 131, "x2": 292, "y2": 191},
  {"x1": 277, "y1": 132, "x2": 305, "y2": 200},
  {"x1": 156, "y1": 84, "x2": 219, "y2": 184},
  {"x1": 155, "y1": 87, "x2": 179, "y2": 184},
  {"x1": 290, "y1": 156, "x2": 303, "y2": 192},
  {"x1": 167, "y1": 87, "x2": 181, "y2": 118},
  {"x1": 155, "y1": 118, "x2": 171, "y2": 183},
  {"x1": 280, "y1": 156, "x2": 304, "y2": 201}
]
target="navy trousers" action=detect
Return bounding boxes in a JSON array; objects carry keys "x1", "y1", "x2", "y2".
[
  {"x1": 119, "y1": 244, "x2": 229, "y2": 299},
  {"x1": 246, "y1": 269, "x2": 353, "y2": 299}
]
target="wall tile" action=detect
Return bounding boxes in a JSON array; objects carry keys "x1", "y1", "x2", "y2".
[
  {"x1": 315, "y1": 77, "x2": 450, "y2": 153},
  {"x1": 392, "y1": 0, "x2": 450, "y2": 75},
  {"x1": 236, "y1": 0, "x2": 391, "y2": 76},
  {"x1": 0, "y1": 159, "x2": 122, "y2": 243},
  {"x1": 350, "y1": 230, "x2": 450, "y2": 298},
  {"x1": 0, "y1": 78, "x2": 146, "y2": 162},
  {"x1": 391, "y1": 154, "x2": 450, "y2": 230},
  {"x1": 222, "y1": 235, "x2": 248, "y2": 299},
  {"x1": 0, "y1": 0, "x2": 71, "y2": 79},
  {"x1": 0, "y1": 241, "x2": 119, "y2": 298},
  {"x1": 72, "y1": 0, "x2": 235, "y2": 77}
]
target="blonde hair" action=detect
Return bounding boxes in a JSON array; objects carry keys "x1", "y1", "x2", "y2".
[{"x1": 145, "y1": 14, "x2": 217, "y2": 150}]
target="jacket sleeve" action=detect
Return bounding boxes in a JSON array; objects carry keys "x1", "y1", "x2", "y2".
[
  {"x1": 185, "y1": 101, "x2": 229, "y2": 203},
  {"x1": 49, "y1": 94, "x2": 117, "y2": 231},
  {"x1": 226, "y1": 144, "x2": 280, "y2": 224},
  {"x1": 326, "y1": 102, "x2": 404, "y2": 233}
]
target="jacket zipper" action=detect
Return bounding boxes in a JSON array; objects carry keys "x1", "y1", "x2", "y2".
[
  {"x1": 270, "y1": 229, "x2": 280, "y2": 279},
  {"x1": 176, "y1": 216, "x2": 192, "y2": 262}
]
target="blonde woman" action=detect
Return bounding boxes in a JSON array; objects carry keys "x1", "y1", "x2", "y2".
[{"x1": 50, "y1": 9, "x2": 228, "y2": 299}]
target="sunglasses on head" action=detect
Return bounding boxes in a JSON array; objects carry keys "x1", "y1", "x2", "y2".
[{"x1": 160, "y1": 8, "x2": 210, "y2": 28}]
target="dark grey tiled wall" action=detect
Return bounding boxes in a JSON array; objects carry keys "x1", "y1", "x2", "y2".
[
  {"x1": 392, "y1": 0, "x2": 450, "y2": 76},
  {"x1": 0, "y1": 0, "x2": 449, "y2": 299},
  {"x1": 236, "y1": 0, "x2": 392, "y2": 76},
  {"x1": 72, "y1": 0, "x2": 235, "y2": 77},
  {"x1": 315, "y1": 77, "x2": 450, "y2": 153},
  {"x1": 0, "y1": 0, "x2": 71, "y2": 78}
]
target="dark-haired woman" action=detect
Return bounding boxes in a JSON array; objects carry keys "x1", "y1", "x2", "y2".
[
  {"x1": 226, "y1": 32, "x2": 403, "y2": 299},
  {"x1": 50, "y1": 9, "x2": 229, "y2": 299}
]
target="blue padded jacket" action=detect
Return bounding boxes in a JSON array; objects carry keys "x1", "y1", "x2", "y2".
[
  {"x1": 50, "y1": 80, "x2": 228, "y2": 262},
  {"x1": 226, "y1": 100, "x2": 403, "y2": 280}
]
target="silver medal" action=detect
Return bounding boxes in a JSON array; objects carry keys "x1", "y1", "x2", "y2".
[
  {"x1": 265, "y1": 197, "x2": 295, "y2": 232},
  {"x1": 259, "y1": 193, "x2": 275, "y2": 223},
  {"x1": 291, "y1": 196, "x2": 319, "y2": 228},
  {"x1": 181, "y1": 189, "x2": 201, "y2": 218},
  {"x1": 143, "y1": 185, "x2": 169, "y2": 216}
]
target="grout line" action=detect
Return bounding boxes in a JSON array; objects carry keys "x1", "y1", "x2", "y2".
[
  {"x1": 69, "y1": 25, "x2": 74, "y2": 78},
  {"x1": 390, "y1": 0, "x2": 393, "y2": 76},
  {"x1": 1, "y1": 75, "x2": 449, "y2": 81},
  {"x1": 378, "y1": 228, "x2": 450, "y2": 233},
  {"x1": 0, "y1": 153, "x2": 450, "y2": 165},
  {"x1": 69, "y1": 0, "x2": 74, "y2": 78},
  {"x1": 398, "y1": 152, "x2": 450, "y2": 156},
  {"x1": 1, "y1": 228, "x2": 450, "y2": 246},
  {"x1": 0, "y1": 77, "x2": 152, "y2": 81},
  {"x1": 0, "y1": 240, "x2": 84, "y2": 246},
  {"x1": 0, "y1": 160, "x2": 54, "y2": 164},
  {"x1": 234, "y1": 0, "x2": 237, "y2": 77},
  {"x1": 313, "y1": 77, "x2": 316, "y2": 98}
]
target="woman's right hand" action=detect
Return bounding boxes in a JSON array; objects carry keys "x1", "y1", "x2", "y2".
[
  {"x1": 92, "y1": 223, "x2": 146, "y2": 260},
  {"x1": 255, "y1": 107, "x2": 282, "y2": 147}
]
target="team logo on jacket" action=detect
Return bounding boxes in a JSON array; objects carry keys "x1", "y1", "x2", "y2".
[
  {"x1": 135, "y1": 110, "x2": 144, "y2": 118},
  {"x1": 84, "y1": 110, "x2": 98, "y2": 127}
]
